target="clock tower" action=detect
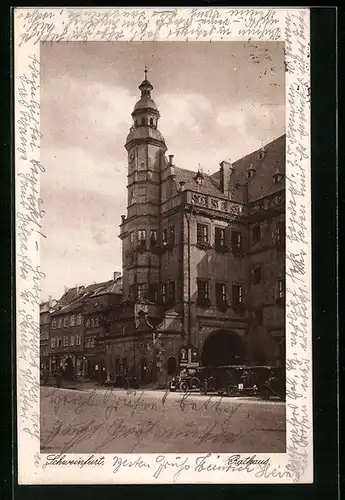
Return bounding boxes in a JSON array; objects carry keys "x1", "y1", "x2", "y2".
[{"x1": 120, "y1": 69, "x2": 167, "y2": 301}]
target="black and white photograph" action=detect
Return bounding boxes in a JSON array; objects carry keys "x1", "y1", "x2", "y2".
[
  {"x1": 39, "y1": 40, "x2": 286, "y2": 454},
  {"x1": 15, "y1": 7, "x2": 312, "y2": 485}
]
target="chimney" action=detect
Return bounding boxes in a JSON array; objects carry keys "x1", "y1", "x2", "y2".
[
  {"x1": 168, "y1": 154, "x2": 174, "y2": 166},
  {"x1": 219, "y1": 160, "x2": 233, "y2": 196},
  {"x1": 113, "y1": 271, "x2": 121, "y2": 281}
]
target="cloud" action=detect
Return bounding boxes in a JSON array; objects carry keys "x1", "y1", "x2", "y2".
[{"x1": 158, "y1": 93, "x2": 212, "y2": 135}]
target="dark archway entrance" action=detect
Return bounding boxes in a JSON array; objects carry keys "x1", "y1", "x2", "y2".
[
  {"x1": 167, "y1": 356, "x2": 177, "y2": 375},
  {"x1": 65, "y1": 357, "x2": 74, "y2": 379},
  {"x1": 201, "y1": 329, "x2": 246, "y2": 367}
]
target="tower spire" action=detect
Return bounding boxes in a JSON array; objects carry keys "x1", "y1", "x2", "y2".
[{"x1": 144, "y1": 65, "x2": 148, "y2": 80}]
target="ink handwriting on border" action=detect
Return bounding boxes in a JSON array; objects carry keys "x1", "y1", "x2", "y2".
[{"x1": 16, "y1": 8, "x2": 281, "y2": 46}]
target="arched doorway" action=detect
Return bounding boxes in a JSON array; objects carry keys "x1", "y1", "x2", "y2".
[
  {"x1": 201, "y1": 329, "x2": 246, "y2": 367},
  {"x1": 167, "y1": 356, "x2": 177, "y2": 375}
]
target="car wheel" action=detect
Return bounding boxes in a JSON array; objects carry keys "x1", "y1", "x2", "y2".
[
  {"x1": 190, "y1": 377, "x2": 200, "y2": 390},
  {"x1": 179, "y1": 381, "x2": 189, "y2": 392},
  {"x1": 200, "y1": 383, "x2": 208, "y2": 395},
  {"x1": 226, "y1": 384, "x2": 237, "y2": 397}
]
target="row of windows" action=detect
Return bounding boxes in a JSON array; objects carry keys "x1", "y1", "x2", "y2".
[
  {"x1": 130, "y1": 227, "x2": 175, "y2": 249},
  {"x1": 128, "y1": 221, "x2": 285, "y2": 253},
  {"x1": 51, "y1": 314, "x2": 82, "y2": 330},
  {"x1": 51, "y1": 334, "x2": 81, "y2": 348},
  {"x1": 134, "y1": 116, "x2": 156, "y2": 128},
  {"x1": 85, "y1": 317, "x2": 101, "y2": 328},
  {"x1": 130, "y1": 278, "x2": 285, "y2": 306}
]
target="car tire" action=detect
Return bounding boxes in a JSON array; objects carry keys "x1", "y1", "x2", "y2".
[
  {"x1": 179, "y1": 381, "x2": 189, "y2": 393},
  {"x1": 226, "y1": 384, "x2": 237, "y2": 397},
  {"x1": 190, "y1": 377, "x2": 200, "y2": 390}
]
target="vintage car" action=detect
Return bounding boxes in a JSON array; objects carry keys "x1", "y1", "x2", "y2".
[
  {"x1": 169, "y1": 367, "x2": 206, "y2": 392},
  {"x1": 257, "y1": 367, "x2": 285, "y2": 401},
  {"x1": 200, "y1": 365, "x2": 258, "y2": 397}
]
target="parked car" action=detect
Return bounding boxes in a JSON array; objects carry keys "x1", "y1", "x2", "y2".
[
  {"x1": 258, "y1": 367, "x2": 285, "y2": 401},
  {"x1": 169, "y1": 367, "x2": 206, "y2": 392},
  {"x1": 200, "y1": 365, "x2": 258, "y2": 397}
]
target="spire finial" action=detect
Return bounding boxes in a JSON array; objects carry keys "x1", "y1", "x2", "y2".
[{"x1": 144, "y1": 65, "x2": 148, "y2": 80}]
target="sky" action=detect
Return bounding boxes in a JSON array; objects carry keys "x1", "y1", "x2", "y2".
[{"x1": 40, "y1": 41, "x2": 285, "y2": 301}]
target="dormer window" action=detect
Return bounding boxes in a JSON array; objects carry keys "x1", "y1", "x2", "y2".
[
  {"x1": 247, "y1": 164, "x2": 256, "y2": 179},
  {"x1": 134, "y1": 120, "x2": 138, "y2": 128},
  {"x1": 258, "y1": 148, "x2": 266, "y2": 160},
  {"x1": 150, "y1": 117, "x2": 154, "y2": 127},
  {"x1": 273, "y1": 170, "x2": 284, "y2": 184},
  {"x1": 195, "y1": 171, "x2": 204, "y2": 186}
]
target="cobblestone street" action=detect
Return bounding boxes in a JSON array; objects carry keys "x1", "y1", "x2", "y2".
[{"x1": 40, "y1": 386, "x2": 286, "y2": 454}]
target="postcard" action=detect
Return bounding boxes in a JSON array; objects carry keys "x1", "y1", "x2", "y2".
[{"x1": 14, "y1": 7, "x2": 312, "y2": 484}]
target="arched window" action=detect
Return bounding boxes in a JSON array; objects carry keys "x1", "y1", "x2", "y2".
[
  {"x1": 150, "y1": 117, "x2": 154, "y2": 127},
  {"x1": 141, "y1": 117, "x2": 146, "y2": 125}
]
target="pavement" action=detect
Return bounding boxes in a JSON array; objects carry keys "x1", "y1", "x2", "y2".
[{"x1": 40, "y1": 385, "x2": 286, "y2": 454}]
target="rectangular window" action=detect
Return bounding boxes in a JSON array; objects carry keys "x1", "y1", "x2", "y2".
[
  {"x1": 76, "y1": 314, "x2": 82, "y2": 326},
  {"x1": 232, "y1": 283, "x2": 244, "y2": 307},
  {"x1": 76, "y1": 334, "x2": 81, "y2": 345},
  {"x1": 168, "y1": 281, "x2": 176, "y2": 304},
  {"x1": 252, "y1": 224, "x2": 261, "y2": 245},
  {"x1": 85, "y1": 318, "x2": 91, "y2": 328},
  {"x1": 150, "y1": 229, "x2": 157, "y2": 247},
  {"x1": 51, "y1": 319, "x2": 57, "y2": 330},
  {"x1": 51, "y1": 336, "x2": 56, "y2": 348},
  {"x1": 70, "y1": 335, "x2": 75, "y2": 346},
  {"x1": 149, "y1": 284, "x2": 159, "y2": 303},
  {"x1": 162, "y1": 228, "x2": 168, "y2": 245},
  {"x1": 70, "y1": 314, "x2": 75, "y2": 327},
  {"x1": 253, "y1": 265, "x2": 262, "y2": 285},
  {"x1": 94, "y1": 317, "x2": 100, "y2": 328},
  {"x1": 57, "y1": 336, "x2": 62, "y2": 347},
  {"x1": 215, "y1": 227, "x2": 226, "y2": 249},
  {"x1": 57, "y1": 317, "x2": 63, "y2": 329},
  {"x1": 84, "y1": 337, "x2": 90, "y2": 348},
  {"x1": 138, "y1": 229, "x2": 146, "y2": 250},
  {"x1": 130, "y1": 232, "x2": 135, "y2": 246},
  {"x1": 197, "y1": 279, "x2": 210, "y2": 304},
  {"x1": 63, "y1": 316, "x2": 69, "y2": 328},
  {"x1": 161, "y1": 283, "x2": 167, "y2": 304},
  {"x1": 197, "y1": 223, "x2": 209, "y2": 244},
  {"x1": 169, "y1": 226, "x2": 175, "y2": 245},
  {"x1": 137, "y1": 284, "x2": 147, "y2": 300},
  {"x1": 216, "y1": 282, "x2": 227, "y2": 305},
  {"x1": 63, "y1": 335, "x2": 68, "y2": 346},
  {"x1": 90, "y1": 337, "x2": 95, "y2": 349},
  {"x1": 277, "y1": 278, "x2": 285, "y2": 300},
  {"x1": 231, "y1": 231, "x2": 242, "y2": 253}
]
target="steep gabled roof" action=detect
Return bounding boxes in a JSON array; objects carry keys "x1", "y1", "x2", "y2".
[{"x1": 172, "y1": 134, "x2": 285, "y2": 204}]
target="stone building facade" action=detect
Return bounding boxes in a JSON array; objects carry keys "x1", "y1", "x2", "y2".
[{"x1": 100, "y1": 72, "x2": 286, "y2": 382}]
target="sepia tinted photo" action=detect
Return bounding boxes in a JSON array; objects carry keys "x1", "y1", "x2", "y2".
[{"x1": 39, "y1": 41, "x2": 286, "y2": 455}]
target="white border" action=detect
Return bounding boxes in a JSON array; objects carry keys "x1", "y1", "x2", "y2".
[{"x1": 14, "y1": 7, "x2": 312, "y2": 484}]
